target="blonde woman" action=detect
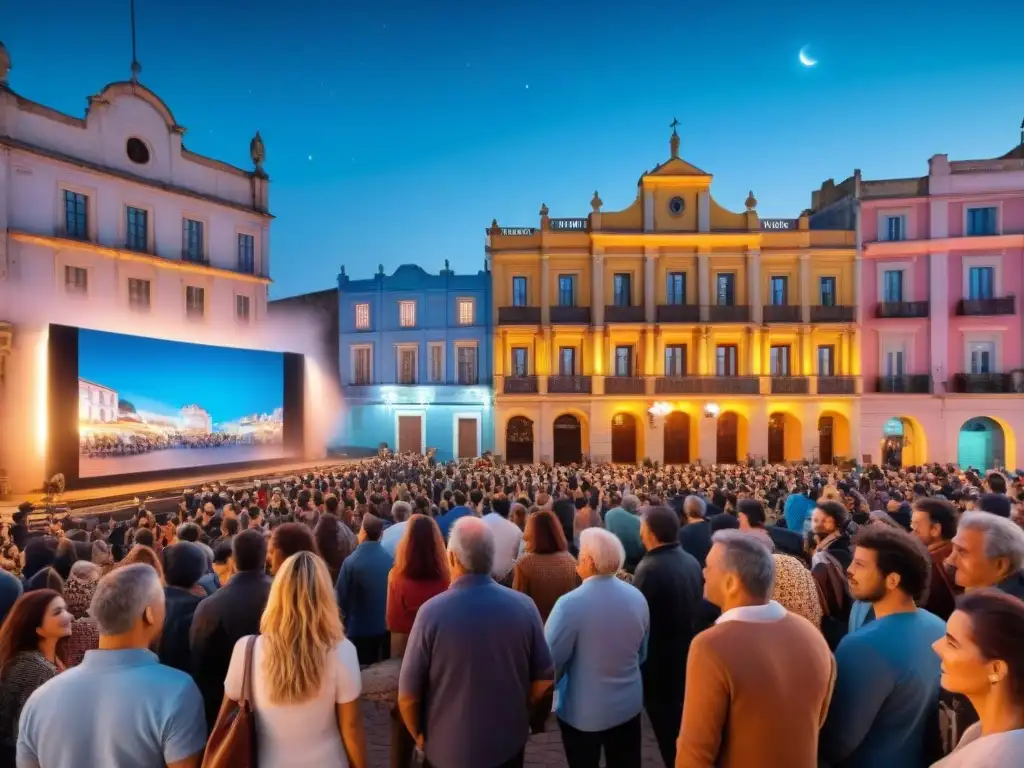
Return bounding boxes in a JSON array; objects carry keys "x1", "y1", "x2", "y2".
[{"x1": 221, "y1": 551, "x2": 366, "y2": 768}]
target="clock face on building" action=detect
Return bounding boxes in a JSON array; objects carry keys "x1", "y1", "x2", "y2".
[{"x1": 669, "y1": 196, "x2": 685, "y2": 216}]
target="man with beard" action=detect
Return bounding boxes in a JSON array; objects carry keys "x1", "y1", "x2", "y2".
[{"x1": 819, "y1": 526, "x2": 945, "y2": 768}]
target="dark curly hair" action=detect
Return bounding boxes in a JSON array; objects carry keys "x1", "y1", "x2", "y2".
[{"x1": 853, "y1": 525, "x2": 931, "y2": 603}]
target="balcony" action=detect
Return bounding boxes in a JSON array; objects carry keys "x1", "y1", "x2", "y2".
[
  {"x1": 818, "y1": 376, "x2": 856, "y2": 395},
  {"x1": 503, "y1": 376, "x2": 538, "y2": 394},
  {"x1": 811, "y1": 305, "x2": 856, "y2": 323},
  {"x1": 957, "y1": 297, "x2": 1015, "y2": 316},
  {"x1": 950, "y1": 373, "x2": 1014, "y2": 394},
  {"x1": 548, "y1": 375, "x2": 592, "y2": 394},
  {"x1": 550, "y1": 306, "x2": 591, "y2": 324},
  {"x1": 763, "y1": 305, "x2": 801, "y2": 323},
  {"x1": 604, "y1": 305, "x2": 645, "y2": 323},
  {"x1": 876, "y1": 375, "x2": 931, "y2": 394},
  {"x1": 876, "y1": 301, "x2": 929, "y2": 319},
  {"x1": 655, "y1": 376, "x2": 759, "y2": 395},
  {"x1": 707, "y1": 305, "x2": 751, "y2": 323},
  {"x1": 181, "y1": 250, "x2": 210, "y2": 266},
  {"x1": 771, "y1": 376, "x2": 809, "y2": 395},
  {"x1": 656, "y1": 304, "x2": 701, "y2": 323},
  {"x1": 604, "y1": 376, "x2": 646, "y2": 395},
  {"x1": 498, "y1": 306, "x2": 541, "y2": 325}
]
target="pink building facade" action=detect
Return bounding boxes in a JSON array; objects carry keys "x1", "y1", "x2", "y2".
[{"x1": 814, "y1": 138, "x2": 1024, "y2": 470}]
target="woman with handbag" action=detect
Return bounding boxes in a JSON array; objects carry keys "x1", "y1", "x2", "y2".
[{"x1": 208, "y1": 551, "x2": 367, "y2": 768}]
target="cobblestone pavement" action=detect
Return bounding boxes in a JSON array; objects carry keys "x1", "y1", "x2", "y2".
[{"x1": 361, "y1": 700, "x2": 666, "y2": 767}]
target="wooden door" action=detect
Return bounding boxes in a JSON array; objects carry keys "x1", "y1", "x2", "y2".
[
  {"x1": 506, "y1": 417, "x2": 534, "y2": 464},
  {"x1": 663, "y1": 412, "x2": 690, "y2": 464},
  {"x1": 611, "y1": 413, "x2": 637, "y2": 464},
  {"x1": 768, "y1": 414, "x2": 785, "y2": 464},
  {"x1": 717, "y1": 412, "x2": 738, "y2": 464},
  {"x1": 457, "y1": 418, "x2": 478, "y2": 459},
  {"x1": 398, "y1": 415, "x2": 422, "y2": 455},
  {"x1": 552, "y1": 415, "x2": 582, "y2": 464},
  {"x1": 818, "y1": 416, "x2": 834, "y2": 465}
]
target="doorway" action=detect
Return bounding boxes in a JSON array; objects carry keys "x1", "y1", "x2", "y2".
[
  {"x1": 611, "y1": 413, "x2": 638, "y2": 464},
  {"x1": 505, "y1": 416, "x2": 534, "y2": 464},
  {"x1": 663, "y1": 411, "x2": 691, "y2": 464},
  {"x1": 552, "y1": 414, "x2": 583, "y2": 464}
]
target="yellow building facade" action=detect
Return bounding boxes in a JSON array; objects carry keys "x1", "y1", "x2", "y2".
[{"x1": 488, "y1": 129, "x2": 861, "y2": 465}]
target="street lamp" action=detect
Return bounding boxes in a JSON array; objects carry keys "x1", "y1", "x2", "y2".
[{"x1": 703, "y1": 402, "x2": 720, "y2": 419}]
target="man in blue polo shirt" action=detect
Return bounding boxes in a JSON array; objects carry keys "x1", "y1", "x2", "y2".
[
  {"x1": 435, "y1": 489, "x2": 473, "y2": 540},
  {"x1": 17, "y1": 564, "x2": 206, "y2": 768},
  {"x1": 398, "y1": 516, "x2": 554, "y2": 768}
]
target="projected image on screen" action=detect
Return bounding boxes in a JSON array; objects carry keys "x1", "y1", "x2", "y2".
[{"x1": 77, "y1": 330, "x2": 288, "y2": 478}]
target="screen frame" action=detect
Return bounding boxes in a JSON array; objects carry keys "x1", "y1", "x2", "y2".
[{"x1": 48, "y1": 324, "x2": 305, "y2": 491}]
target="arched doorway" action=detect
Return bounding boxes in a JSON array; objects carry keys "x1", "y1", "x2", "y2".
[
  {"x1": 553, "y1": 414, "x2": 583, "y2": 464},
  {"x1": 958, "y1": 417, "x2": 1006, "y2": 470},
  {"x1": 663, "y1": 411, "x2": 691, "y2": 464},
  {"x1": 717, "y1": 412, "x2": 740, "y2": 464},
  {"x1": 505, "y1": 416, "x2": 534, "y2": 464},
  {"x1": 819, "y1": 416, "x2": 835, "y2": 465},
  {"x1": 768, "y1": 413, "x2": 786, "y2": 464},
  {"x1": 879, "y1": 416, "x2": 924, "y2": 468},
  {"x1": 611, "y1": 413, "x2": 638, "y2": 464}
]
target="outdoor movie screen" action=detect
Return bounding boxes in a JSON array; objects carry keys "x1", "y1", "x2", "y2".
[{"x1": 77, "y1": 329, "x2": 290, "y2": 478}]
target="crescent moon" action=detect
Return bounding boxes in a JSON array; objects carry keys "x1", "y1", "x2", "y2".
[{"x1": 799, "y1": 46, "x2": 817, "y2": 67}]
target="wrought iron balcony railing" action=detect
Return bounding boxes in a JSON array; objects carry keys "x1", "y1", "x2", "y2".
[
  {"x1": 548, "y1": 375, "x2": 592, "y2": 394},
  {"x1": 497, "y1": 306, "x2": 541, "y2": 325},
  {"x1": 604, "y1": 376, "x2": 646, "y2": 395},
  {"x1": 875, "y1": 301, "x2": 929, "y2": 319},
  {"x1": 875, "y1": 375, "x2": 931, "y2": 393}
]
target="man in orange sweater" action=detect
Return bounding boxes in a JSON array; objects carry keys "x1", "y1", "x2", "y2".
[{"x1": 676, "y1": 530, "x2": 835, "y2": 768}]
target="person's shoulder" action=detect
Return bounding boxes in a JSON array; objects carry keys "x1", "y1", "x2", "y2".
[{"x1": 332, "y1": 638, "x2": 360, "y2": 669}]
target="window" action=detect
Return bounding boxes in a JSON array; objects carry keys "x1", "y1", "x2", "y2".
[
  {"x1": 398, "y1": 347, "x2": 418, "y2": 384},
  {"x1": 885, "y1": 350, "x2": 905, "y2": 377},
  {"x1": 614, "y1": 346, "x2": 633, "y2": 376},
  {"x1": 969, "y1": 342, "x2": 995, "y2": 374},
  {"x1": 817, "y1": 345, "x2": 835, "y2": 376},
  {"x1": 63, "y1": 190, "x2": 88, "y2": 239},
  {"x1": 456, "y1": 346, "x2": 478, "y2": 385},
  {"x1": 716, "y1": 345, "x2": 738, "y2": 376},
  {"x1": 665, "y1": 345, "x2": 687, "y2": 376},
  {"x1": 128, "y1": 278, "x2": 150, "y2": 309},
  {"x1": 355, "y1": 303, "x2": 370, "y2": 330},
  {"x1": 558, "y1": 275, "x2": 575, "y2": 307},
  {"x1": 126, "y1": 207, "x2": 148, "y2": 252},
  {"x1": 559, "y1": 347, "x2": 576, "y2": 376},
  {"x1": 968, "y1": 267, "x2": 994, "y2": 300},
  {"x1": 511, "y1": 347, "x2": 529, "y2": 377},
  {"x1": 182, "y1": 219, "x2": 204, "y2": 262},
  {"x1": 126, "y1": 137, "x2": 150, "y2": 165},
  {"x1": 428, "y1": 343, "x2": 444, "y2": 383},
  {"x1": 512, "y1": 276, "x2": 528, "y2": 307},
  {"x1": 238, "y1": 233, "x2": 255, "y2": 274},
  {"x1": 353, "y1": 347, "x2": 372, "y2": 385},
  {"x1": 820, "y1": 276, "x2": 837, "y2": 307},
  {"x1": 770, "y1": 346, "x2": 791, "y2": 376},
  {"x1": 666, "y1": 272, "x2": 686, "y2": 305},
  {"x1": 769, "y1": 276, "x2": 788, "y2": 306},
  {"x1": 185, "y1": 286, "x2": 205, "y2": 318},
  {"x1": 883, "y1": 270, "x2": 904, "y2": 302},
  {"x1": 64, "y1": 266, "x2": 87, "y2": 293},
  {"x1": 967, "y1": 207, "x2": 998, "y2": 236},
  {"x1": 236, "y1": 295, "x2": 250, "y2": 321},
  {"x1": 882, "y1": 215, "x2": 906, "y2": 242},
  {"x1": 399, "y1": 300, "x2": 416, "y2": 328},
  {"x1": 716, "y1": 273, "x2": 735, "y2": 306},
  {"x1": 613, "y1": 274, "x2": 632, "y2": 307},
  {"x1": 458, "y1": 298, "x2": 474, "y2": 325}
]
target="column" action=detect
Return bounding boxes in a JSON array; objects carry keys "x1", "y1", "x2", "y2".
[
  {"x1": 544, "y1": 328, "x2": 554, "y2": 376},
  {"x1": 929, "y1": 252, "x2": 949, "y2": 386},
  {"x1": 838, "y1": 331, "x2": 848, "y2": 375},
  {"x1": 495, "y1": 330, "x2": 505, "y2": 376},
  {"x1": 798, "y1": 328, "x2": 808, "y2": 375},
  {"x1": 540, "y1": 253, "x2": 550, "y2": 325},
  {"x1": 591, "y1": 250, "x2": 605, "y2": 326},
  {"x1": 761, "y1": 329, "x2": 771, "y2": 376},
  {"x1": 799, "y1": 253, "x2": 811, "y2": 324},
  {"x1": 592, "y1": 327, "x2": 605, "y2": 376},
  {"x1": 853, "y1": 256, "x2": 863, "y2": 326},
  {"x1": 745, "y1": 327, "x2": 755, "y2": 375},
  {"x1": 697, "y1": 253, "x2": 710, "y2": 322},
  {"x1": 644, "y1": 250, "x2": 657, "y2": 323},
  {"x1": 698, "y1": 414, "x2": 718, "y2": 464},
  {"x1": 643, "y1": 328, "x2": 655, "y2": 375},
  {"x1": 747, "y1": 249, "x2": 762, "y2": 324},
  {"x1": 697, "y1": 327, "x2": 709, "y2": 376},
  {"x1": 655, "y1": 328, "x2": 665, "y2": 375},
  {"x1": 697, "y1": 190, "x2": 711, "y2": 232}
]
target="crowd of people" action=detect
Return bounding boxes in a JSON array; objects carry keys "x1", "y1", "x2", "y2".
[
  {"x1": 0, "y1": 454, "x2": 1023, "y2": 767},
  {"x1": 80, "y1": 430, "x2": 280, "y2": 458}
]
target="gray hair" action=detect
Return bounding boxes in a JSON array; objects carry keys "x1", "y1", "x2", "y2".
[
  {"x1": 959, "y1": 512, "x2": 1024, "y2": 572},
  {"x1": 683, "y1": 495, "x2": 707, "y2": 519},
  {"x1": 579, "y1": 528, "x2": 625, "y2": 575},
  {"x1": 89, "y1": 564, "x2": 163, "y2": 636},
  {"x1": 448, "y1": 516, "x2": 495, "y2": 575},
  {"x1": 712, "y1": 529, "x2": 775, "y2": 601},
  {"x1": 391, "y1": 500, "x2": 412, "y2": 523},
  {"x1": 69, "y1": 561, "x2": 101, "y2": 582},
  {"x1": 621, "y1": 494, "x2": 640, "y2": 513}
]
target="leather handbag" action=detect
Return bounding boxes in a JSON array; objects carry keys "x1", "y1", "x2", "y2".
[{"x1": 202, "y1": 635, "x2": 258, "y2": 768}]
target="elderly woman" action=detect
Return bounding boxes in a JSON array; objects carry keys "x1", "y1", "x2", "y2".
[{"x1": 63, "y1": 561, "x2": 101, "y2": 667}]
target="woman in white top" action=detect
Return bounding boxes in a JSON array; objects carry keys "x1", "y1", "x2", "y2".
[
  {"x1": 931, "y1": 589, "x2": 1024, "y2": 767},
  {"x1": 222, "y1": 551, "x2": 367, "y2": 768}
]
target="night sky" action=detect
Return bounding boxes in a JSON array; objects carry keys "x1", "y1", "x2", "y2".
[{"x1": 7, "y1": 1, "x2": 1024, "y2": 299}]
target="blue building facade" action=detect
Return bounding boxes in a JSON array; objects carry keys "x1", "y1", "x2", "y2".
[{"x1": 337, "y1": 263, "x2": 494, "y2": 461}]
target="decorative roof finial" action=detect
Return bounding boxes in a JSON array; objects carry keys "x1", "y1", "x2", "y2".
[
  {"x1": 0, "y1": 42, "x2": 10, "y2": 87},
  {"x1": 591, "y1": 190, "x2": 603, "y2": 212},
  {"x1": 129, "y1": 0, "x2": 142, "y2": 84},
  {"x1": 539, "y1": 203, "x2": 549, "y2": 217},
  {"x1": 444, "y1": 259, "x2": 450, "y2": 272},
  {"x1": 377, "y1": 264, "x2": 384, "y2": 276},
  {"x1": 669, "y1": 117, "x2": 680, "y2": 159},
  {"x1": 1020, "y1": 117, "x2": 1023, "y2": 146},
  {"x1": 340, "y1": 264, "x2": 346, "y2": 278},
  {"x1": 250, "y1": 130, "x2": 266, "y2": 173},
  {"x1": 745, "y1": 190, "x2": 758, "y2": 211}
]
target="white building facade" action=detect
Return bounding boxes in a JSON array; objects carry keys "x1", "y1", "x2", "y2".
[{"x1": 0, "y1": 41, "x2": 278, "y2": 493}]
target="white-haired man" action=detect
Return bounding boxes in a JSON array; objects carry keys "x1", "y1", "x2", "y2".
[
  {"x1": 18, "y1": 564, "x2": 206, "y2": 768},
  {"x1": 546, "y1": 528, "x2": 650, "y2": 767},
  {"x1": 947, "y1": 511, "x2": 1024, "y2": 598},
  {"x1": 398, "y1": 516, "x2": 553, "y2": 768}
]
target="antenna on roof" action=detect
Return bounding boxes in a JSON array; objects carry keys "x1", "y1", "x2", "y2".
[{"x1": 129, "y1": 0, "x2": 142, "y2": 84}]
